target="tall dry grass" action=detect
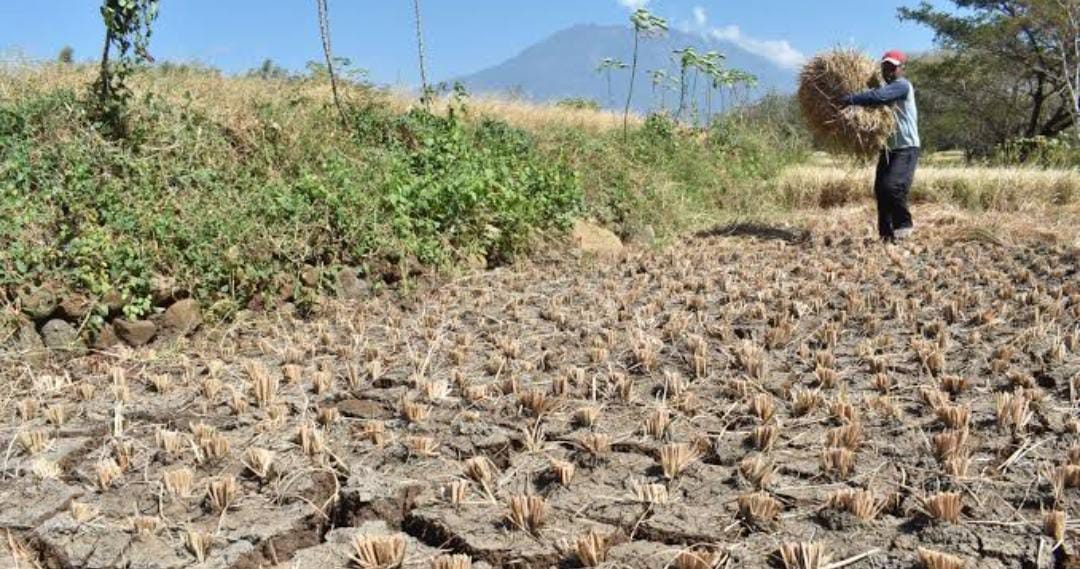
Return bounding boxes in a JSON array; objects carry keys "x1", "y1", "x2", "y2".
[
  {"x1": 779, "y1": 163, "x2": 1080, "y2": 212},
  {"x1": 0, "y1": 62, "x2": 632, "y2": 138}
]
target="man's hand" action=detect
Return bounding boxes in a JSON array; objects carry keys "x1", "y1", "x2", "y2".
[{"x1": 836, "y1": 95, "x2": 852, "y2": 107}]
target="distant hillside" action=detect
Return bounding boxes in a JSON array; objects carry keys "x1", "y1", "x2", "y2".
[{"x1": 453, "y1": 24, "x2": 798, "y2": 113}]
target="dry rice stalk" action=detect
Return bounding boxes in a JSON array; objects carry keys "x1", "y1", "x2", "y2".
[
  {"x1": 431, "y1": 554, "x2": 472, "y2": 569},
  {"x1": 630, "y1": 480, "x2": 670, "y2": 504},
  {"x1": 739, "y1": 454, "x2": 776, "y2": 489},
  {"x1": 643, "y1": 407, "x2": 671, "y2": 439},
  {"x1": 32, "y1": 458, "x2": 61, "y2": 480},
  {"x1": 185, "y1": 530, "x2": 213, "y2": 563},
  {"x1": 242, "y1": 447, "x2": 274, "y2": 479},
  {"x1": 827, "y1": 489, "x2": 881, "y2": 521},
  {"x1": 825, "y1": 423, "x2": 862, "y2": 450},
  {"x1": 749, "y1": 393, "x2": 776, "y2": 423},
  {"x1": 936, "y1": 404, "x2": 971, "y2": 430},
  {"x1": 574, "y1": 405, "x2": 601, "y2": 428},
  {"x1": 445, "y1": 480, "x2": 468, "y2": 506},
  {"x1": 401, "y1": 400, "x2": 431, "y2": 423},
  {"x1": 17, "y1": 429, "x2": 49, "y2": 455},
  {"x1": 580, "y1": 433, "x2": 612, "y2": 458},
  {"x1": 939, "y1": 375, "x2": 969, "y2": 395},
  {"x1": 44, "y1": 403, "x2": 69, "y2": 427},
  {"x1": 462, "y1": 456, "x2": 497, "y2": 487},
  {"x1": 778, "y1": 542, "x2": 831, "y2": 569},
  {"x1": 207, "y1": 476, "x2": 239, "y2": 512},
  {"x1": 751, "y1": 425, "x2": 779, "y2": 451},
  {"x1": 738, "y1": 492, "x2": 781, "y2": 528},
  {"x1": 351, "y1": 533, "x2": 406, "y2": 569},
  {"x1": 574, "y1": 529, "x2": 611, "y2": 567},
  {"x1": 923, "y1": 492, "x2": 962, "y2": 524},
  {"x1": 917, "y1": 548, "x2": 966, "y2": 569},
  {"x1": 995, "y1": 392, "x2": 1032, "y2": 434},
  {"x1": 404, "y1": 436, "x2": 440, "y2": 457},
  {"x1": 673, "y1": 546, "x2": 730, "y2": 569},
  {"x1": 791, "y1": 388, "x2": 822, "y2": 417},
  {"x1": 551, "y1": 459, "x2": 576, "y2": 486},
  {"x1": 163, "y1": 467, "x2": 195, "y2": 500},
  {"x1": 507, "y1": 495, "x2": 547, "y2": 533},
  {"x1": 931, "y1": 429, "x2": 970, "y2": 462},
  {"x1": 69, "y1": 501, "x2": 97, "y2": 523},
  {"x1": 1044, "y1": 510, "x2": 1066, "y2": 544},
  {"x1": 96, "y1": 459, "x2": 122, "y2": 490},
  {"x1": 821, "y1": 448, "x2": 855, "y2": 479},
  {"x1": 131, "y1": 515, "x2": 161, "y2": 537},
  {"x1": 659, "y1": 442, "x2": 699, "y2": 479}
]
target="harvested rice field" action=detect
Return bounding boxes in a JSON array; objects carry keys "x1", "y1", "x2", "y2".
[{"x1": 1, "y1": 208, "x2": 1078, "y2": 569}]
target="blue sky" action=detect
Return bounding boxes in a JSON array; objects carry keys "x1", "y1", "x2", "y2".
[{"x1": 0, "y1": 1, "x2": 945, "y2": 85}]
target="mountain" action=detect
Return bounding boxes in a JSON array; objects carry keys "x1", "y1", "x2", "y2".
[{"x1": 452, "y1": 24, "x2": 799, "y2": 113}]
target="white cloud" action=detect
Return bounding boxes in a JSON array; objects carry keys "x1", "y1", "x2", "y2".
[
  {"x1": 617, "y1": 0, "x2": 650, "y2": 10},
  {"x1": 684, "y1": 7, "x2": 806, "y2": 70},
  {"x1": 708, "y1": 25, "x2": 807, "y2": 69},
  {"x1": 693, "y1": 6, "x2": 707, "y2": 27}
]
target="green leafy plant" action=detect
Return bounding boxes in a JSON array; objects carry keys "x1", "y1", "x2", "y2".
[
  {"x1": 596, "y1": 58, "x2": 628, "y2": 108},
  {"x1": 625, "y1": 9, "x2": 668, "y2": 138},
  {"x1": 92, "y1": 0, "x2": 160, "y2": 137}
]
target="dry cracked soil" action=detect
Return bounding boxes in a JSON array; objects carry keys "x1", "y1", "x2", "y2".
[{"x1": 1, "y1": 208, "x2": 1078, "y2": 569}]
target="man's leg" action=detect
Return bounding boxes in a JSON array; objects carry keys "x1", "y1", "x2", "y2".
[
  {"x1": 891, "y1": 148, "x2": 919, "y2": 238},
  {"x1": 874, "y1": 151, "x2": 893, "y2": 241}
]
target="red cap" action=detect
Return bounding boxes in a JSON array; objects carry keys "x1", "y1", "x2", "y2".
[{"x1": 882, "y1": 50, "x2": 907, "y2": 66}]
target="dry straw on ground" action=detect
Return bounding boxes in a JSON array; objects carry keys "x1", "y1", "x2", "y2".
[{"x1": 798, "y1": 49, "x2": 896, "y2": 159}]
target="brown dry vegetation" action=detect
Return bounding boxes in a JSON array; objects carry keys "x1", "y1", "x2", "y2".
[
  {"x1": 779, "y1": 162, "x2": 1080, "y2": 214},
  {"x1": 0, "y1": 206, "x2": 1077, "y2": 568}
]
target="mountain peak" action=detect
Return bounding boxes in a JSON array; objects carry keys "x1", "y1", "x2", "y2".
[{"x1": 453, "y1": 23, "x2": 797, "y2": 111}]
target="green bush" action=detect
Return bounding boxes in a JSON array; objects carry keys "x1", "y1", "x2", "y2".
[
  {"x1": 0, "y1": 70, "x2": 807, "y2": 323},
  {"x1": 0, "y1": 83, "x2": 580, "y2": 319},
  {"x1": 555, "y1": 98, "x2": 602, "y2": 111}
]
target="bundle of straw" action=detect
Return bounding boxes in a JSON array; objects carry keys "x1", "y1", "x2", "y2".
[{"x1": 798, "y1": 49, "x2": 897, "y2": 159}]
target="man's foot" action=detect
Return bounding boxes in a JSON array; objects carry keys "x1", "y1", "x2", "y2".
[{"x1": 894, "y1": 227, "x2": 914, "y2": 241}]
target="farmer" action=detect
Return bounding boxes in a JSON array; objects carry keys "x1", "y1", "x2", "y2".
[{"x1": 840, "y1": 50, "x2": 920, "y2": 243}]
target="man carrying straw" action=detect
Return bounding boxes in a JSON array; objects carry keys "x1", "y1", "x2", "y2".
[{"x1": 841, "y1": 50, "x2": 920, "y2": 243}]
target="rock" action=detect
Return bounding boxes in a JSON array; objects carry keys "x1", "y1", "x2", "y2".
[
  {"x1": 625, "y1": 224, "x2": 657, "y2": 247},
  {"x1": 300, "y1": 265, "x2": 321, "y2": 288},
  {"x1": 571, "y1": 220, "x2": 624, "y2": 257},
  {"x1": 59, "y1": 294, "x2": 94, "y2": 320},
  {"x1": 41, "y1": 319, "x2": 86, "y2": 353},
  {"x1": 92, "y1": 323, "x2": 121, "y2": 350},
  {"x1": 102, "y1": 290, "x2": 125, "y2": 313},
  {"x1": 337, "y1": 268, "x2": 367, "y2": 300},
  {"x1": 13, "y1": 318, "x2": 46, "y2": 364},
  {"x1": 465, "y1": 253, "x2": 488, "y2": 271},
  {"x1": 337, "y1": 399, "x2": 389, "y2": 419},
  {"x1": 19, "y1": 284, "x2": 58, "y2": 320},
  {"x1": 162, "y1": 299, "x2": 201, "y2": 335},
  {"x1": 114, "y1": 319, "x2": 157, "y2": 347},
  {"x1": 149, "y1": 273, "x2": 182, "y2": 304}
]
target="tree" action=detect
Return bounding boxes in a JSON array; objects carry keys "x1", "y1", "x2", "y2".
[
  {"x1": 315, "y1": 0, "x2": 348, "y2": 125},
  {"x1": 648, "y1": 69, "x2": 676, "y2": 111},
  {"x1": 596, "y1": 58, "x2": 627, "y2": 108},
  {"x1": 413, "y1": 0, "x2": 431, "y2": 107},
  {"x1": 624, "y1": 9, "x2": 668, "y2": 138},
  {"x1": 58, "y1": 46, "x2": 74, "y2": 64},
  {"x1": 900, "y1": 0, "x2": 1080, "y2": 148},
  {"x1": 673, "y1": 47, "x2": 700, "y2": 121},
  {"x1": 94, "y1": 0, "x2": 159, "y2": 136}
]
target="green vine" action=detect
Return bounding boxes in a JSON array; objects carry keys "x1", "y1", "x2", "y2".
[{"x1": 92, "y1": 0, "x2": 160, "y2": 137}]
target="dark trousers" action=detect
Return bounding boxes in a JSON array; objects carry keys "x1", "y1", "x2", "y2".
[{"x1": 874, "y1": 147, "x2": 919, "y2": 240}]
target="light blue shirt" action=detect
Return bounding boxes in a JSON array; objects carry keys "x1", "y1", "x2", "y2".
[{"x1": 844, "y1": 78, "x2": 921, "y2": 150}]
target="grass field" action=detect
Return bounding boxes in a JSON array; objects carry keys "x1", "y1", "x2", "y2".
[{"x1": 779, "y1": 153, "x2": 1080, "y2": 213}]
